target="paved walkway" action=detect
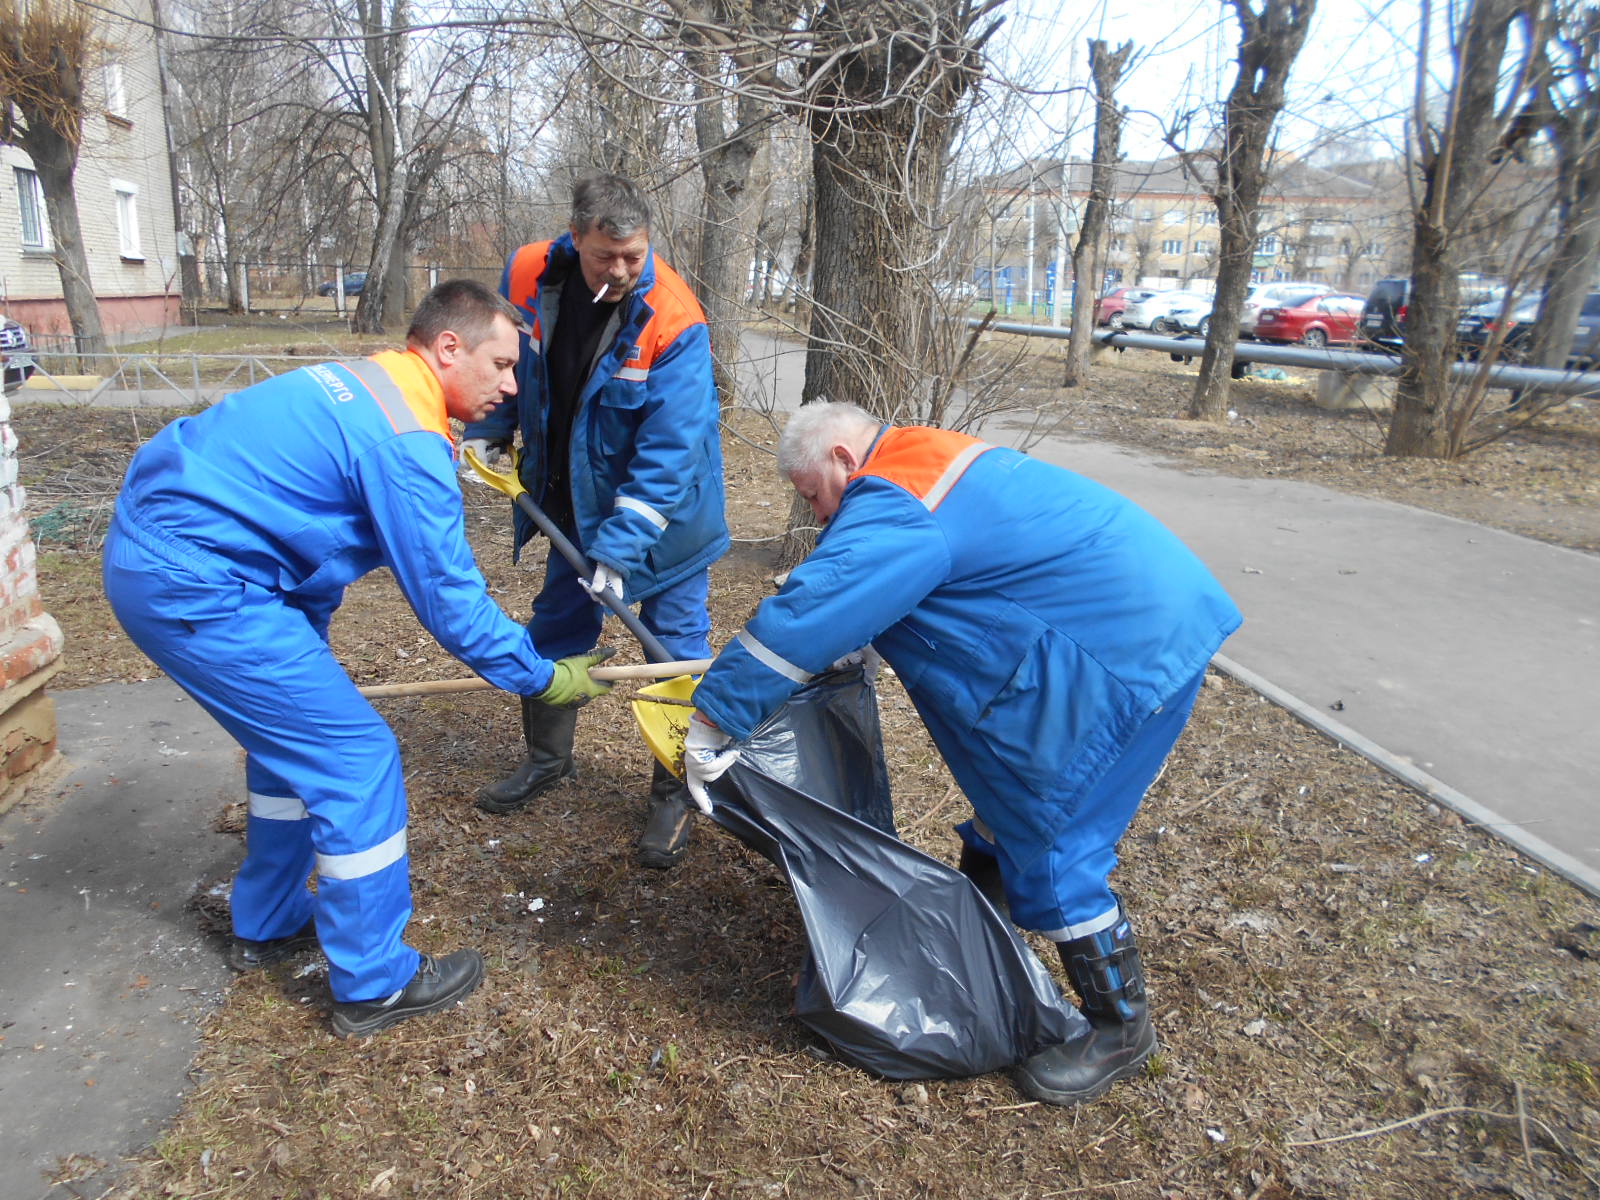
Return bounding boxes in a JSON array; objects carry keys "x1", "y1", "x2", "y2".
[{"x1": 2, "y1": 336, "x2": 1596, "y2": 1196}]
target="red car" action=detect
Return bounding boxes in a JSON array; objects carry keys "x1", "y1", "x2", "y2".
[
  {"x1": 1095, "y1": 287, "x2": 1158, "y2": 329},
  {"x1": 1253, "y1": 293, "x2": 1365, "y2": 347}
]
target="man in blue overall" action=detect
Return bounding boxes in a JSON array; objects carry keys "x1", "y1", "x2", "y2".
[
  {"x1": 103, "y1": 281, "x2": 612, "y2": 1038},
  {"x1": 461, "y1": 173, "x2": 727, "y2": 869},
  {"x1": 684, "y1": 401, "x2": 1242, "y2": 1104}
]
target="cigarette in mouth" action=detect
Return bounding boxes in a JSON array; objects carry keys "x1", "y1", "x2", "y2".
[{"x1": 592, "y1": 283, "x2": 608, "y2": 303}]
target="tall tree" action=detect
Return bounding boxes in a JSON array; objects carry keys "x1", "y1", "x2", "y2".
[
  {"x1": 1063, "y1": 38, "x2": 1133, "y2": 389},
  {"x1": 0, "y1": 0, "x2": 108, "y2": 358},
  {"x1": 1183, "y1": 0, "x2": 1315, "y2": 422},
  {"x1": 1385, "y1": 0, "x2": 1546, "y2": 458}
]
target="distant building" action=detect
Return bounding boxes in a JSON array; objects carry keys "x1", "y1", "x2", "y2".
[
  {"x1": 1, "y1": 0, "x2": 182, "y2": 343},
  {"x1": 963, "y1": 153, "x2": 1407, "y2": 306}
]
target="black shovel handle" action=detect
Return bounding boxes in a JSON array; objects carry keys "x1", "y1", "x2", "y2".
[{"x1": 510, "y1": 490, "x2": 675, "y2": 664}]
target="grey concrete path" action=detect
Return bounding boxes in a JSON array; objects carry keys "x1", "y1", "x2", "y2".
[{"x1": 0, "y1": 681, "x2": 241, "y2": 1200}]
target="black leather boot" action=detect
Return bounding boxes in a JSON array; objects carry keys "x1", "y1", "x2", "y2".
[
  {"x1": 476, "y1": 698, "x2": 578, "y2": 814},
  {"x1": 636, "y1": 759, "x2": 695, "y2": 869},
  {"x1": 1012, "y1": 903, "x2": 1156, "y2": 1105},
  {"x1": 330, "y1": 949, "x2": 485, "y2": 1038},
  {"x1": 957, "y1": 842, "x2": 1010, "y2": 919}
]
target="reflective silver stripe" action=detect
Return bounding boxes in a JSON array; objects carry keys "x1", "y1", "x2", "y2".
[
  {"x1": 615, "y1": 365, "x2": 649, "y2": 381},
  {"x1": 614, "y1": 495, "x2": 668, "y2": 530},
  {"x1": 316, "y1": 827, "x2": 407, "y2": 882},
  {"x1": 341, "y1": 359, "x2": 427, "y2": 434},
  {"x1": 921, "y1": 441, "x2": 993, "y2": 511},
  {"x1": 1046, "y1": 903, "x2": 1123, "y2": 944},
  {"x1": 249, "y1": 791, "x2": 308, "y2": 821},
  {"x1": 737, "y1": 628, "x2": 812, "y2": 684}
]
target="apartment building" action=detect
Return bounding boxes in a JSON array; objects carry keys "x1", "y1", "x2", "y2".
[{"x1": 2, "y1": 0, "x2": 181, "y2": 342}]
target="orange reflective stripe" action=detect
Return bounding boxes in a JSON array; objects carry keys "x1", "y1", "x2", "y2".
[
  {"x1": 852, "y1": 427, "x2": 991, "y2": 511},
  {"x1": 368, "y1": 350, "x2": 450, "y2": 438},
  {"x1": 506, "y1": 242, "x2": 553, "y2": 340}
]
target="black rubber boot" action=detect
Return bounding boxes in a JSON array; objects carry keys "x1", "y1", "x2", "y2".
[
  {"x1": 476, "y1": 699, "x2": 578, "y2": 814},
  {"x1": 330, "y1": 948, "x2": 485, "y2": 1038},
  {"x1": 958, "y1": 842, "x2": 1010, "y2": 919},
  {"x1": 1012, "y1": 904, "x2": 1156, "y2": 1105},
  {"x1": 636, "y1": 760, "x2": 695, "y2": 869}
]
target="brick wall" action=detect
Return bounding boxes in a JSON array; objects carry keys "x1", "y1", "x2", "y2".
[{"x1": 0, "y1": 390, "x2": 64, "y2": 815}]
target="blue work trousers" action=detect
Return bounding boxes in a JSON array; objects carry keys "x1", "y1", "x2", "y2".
[
  {"x1": 102, "y1": 521, "x2": 420, "y2": 1003},
  {"x1": 959, "y1": 666, "x2": 1208, "y2": 940}
]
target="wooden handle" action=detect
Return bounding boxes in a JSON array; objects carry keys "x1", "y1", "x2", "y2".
[
  {"x1": 357, "y1": 658, "x2": 710, "y2": 699},
  {"x1": 588, "y1": 658, "x2": 711, "y2": 680}
]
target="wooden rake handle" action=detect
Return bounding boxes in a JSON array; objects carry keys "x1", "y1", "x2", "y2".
[{"x1": 356, "y1": 658, "x2": 712, "y2": 700}]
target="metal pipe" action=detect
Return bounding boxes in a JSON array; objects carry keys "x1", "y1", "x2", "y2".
[{"x1": 976, "y1": 319, "x2": 1600, "y2": 397}]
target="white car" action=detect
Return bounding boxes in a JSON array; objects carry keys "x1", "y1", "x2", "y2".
[
  {"x1": 1240, "y1": 282, "x2": 1331, "y2": 337},
  {"x1": 1121, "y1": 290, "x2": 1214, "y2": 334}
]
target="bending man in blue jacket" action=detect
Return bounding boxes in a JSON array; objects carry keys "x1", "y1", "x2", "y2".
[
  {"x1": 461, "y1": 173, "x2": 727, "y2": 869},
  {"x1": 684, "y1": 402, "x2": 1242, "y2": 1105},
  {"x1": 103, "y1": 281, "x2": 612, "y2": 1039}
]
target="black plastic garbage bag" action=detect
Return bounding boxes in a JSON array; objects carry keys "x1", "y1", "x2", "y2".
[{"x1": 704, "y1": 667, "x2": 1086, "y2": 1081}]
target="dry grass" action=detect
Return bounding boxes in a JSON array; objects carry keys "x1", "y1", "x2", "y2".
[{"x1": 13, "y1": 352, "x2": 1600, "y2": 1199}]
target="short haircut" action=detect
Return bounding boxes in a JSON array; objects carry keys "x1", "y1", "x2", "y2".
[
  {"x1": 778, "y1": 401, "x2": 882, "y2": 478},
  {"x1": 570, "y1": 173, "x2": 652, "y2": 239},
  {"x1": 407, "y1": 279, "x2": 520, "y2": 350}
]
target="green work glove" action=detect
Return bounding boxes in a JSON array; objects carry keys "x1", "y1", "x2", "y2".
[{"x1": 536, "y1": 646, "x2": 617, "y2": 709}]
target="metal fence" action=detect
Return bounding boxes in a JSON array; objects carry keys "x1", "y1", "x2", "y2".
[{"x1": 17, "y1": 349, "x2": 334, "y2": 406}]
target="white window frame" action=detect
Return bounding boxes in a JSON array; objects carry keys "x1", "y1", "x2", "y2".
[
  {"x1": 105, "y1": 62, "x2": 129, "y2": 119},
  {"x1": 15, "y1": 166, "x2": 48, "y2": 250},
  {"x1": 1160, "y1": 238, "x2": 1184, "y2": 255},
  {"x1": 111, "y1": 179, "x2": 143, "y2": 259}
]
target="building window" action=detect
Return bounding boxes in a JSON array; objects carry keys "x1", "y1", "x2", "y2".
[
  {"x1": 1194, "y1": 239, "x2": 1212, "y2": 256},
  {"x1": 1364, "y1": 241, "x2": 1383, "y2": 256},
  {"x1": 112, "y1": 180, "x2": 142, "y2": 258},
  {"x1": 1258, "y1": 235, "x2": 1279, "y2": 255},
  {"x1": 1162, "y1": 209, "x2": 1185, "y2": 225},
  {"x1": 1160, "y1": 238, "x2": 1184, "y2": 255},
  {"x1": 105, "y1": 62, "x2": 128, "y2": 119},
  {"x1": 1197, "y1": 211, "x2": 1218, "y2": 226},
  {"x1": 15, "y1": 167, "x2": 47, "y2": 249},
  {"x1": 1108, "y1": 237, "x2": 1125, "y2": 252}
]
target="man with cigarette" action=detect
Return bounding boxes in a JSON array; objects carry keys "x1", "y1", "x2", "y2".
[{"x1": 461, "y1": 172, "x2": 727, "y2": 870}]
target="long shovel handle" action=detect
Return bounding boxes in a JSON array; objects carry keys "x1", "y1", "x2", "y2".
[
  {"x1": 357, "y1": 658, "x2": 711, "y2": 700},
  {"x1": 464, "y1": 447, "x2": 675, "y2": 664}
]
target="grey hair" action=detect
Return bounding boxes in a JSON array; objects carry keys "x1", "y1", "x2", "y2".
[
  {"x1": 778, "y1": 401, "x2": 882, "y2": 478},
  {"x1": 570, "y1": 173, "x2": 652, "y2": 239}
]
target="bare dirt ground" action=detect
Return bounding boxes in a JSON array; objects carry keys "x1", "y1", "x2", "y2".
[{"x1": 13, "y1": 339, "x2": 1600, "y2": 1200}]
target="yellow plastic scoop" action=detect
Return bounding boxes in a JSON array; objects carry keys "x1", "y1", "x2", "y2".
[{"x1": 631, "y1": 674, "x2": 699, "y2": 777}]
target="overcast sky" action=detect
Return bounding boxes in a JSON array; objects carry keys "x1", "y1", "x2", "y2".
[{"x1": 994, "y1": 0, "x2": 1425, "y2": 162}]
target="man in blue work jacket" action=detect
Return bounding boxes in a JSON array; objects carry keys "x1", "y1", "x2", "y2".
[
  {"x1": 461, "y1": 173, "x2": 727, "y2": 870},
  {"x1": 103, "y1": 280, "x2": 613, "y2": 1038},
  {"x1": 683, "y1": 401, "x2": 1242, "y2": 1105}
]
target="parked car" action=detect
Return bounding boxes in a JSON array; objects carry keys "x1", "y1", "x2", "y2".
[
  {"x1": 1095, "y1": 287, "x2": 1158, "y2": 329},
  {"x1": 1253, "y1": 293, "x2": 1366, "y2": 347},
  {"x1": 1570, "y1": 290, "x2": 1600, "y2": 370},
  {"x1": 1239, "y1": 282, "x2": 1332, "y2": 337},
  {"x1": 1359, "y1": 275, "x2": 1505, "y2": 351},
  {"x1": 1, "y1": 313, "x2": 37, "y2": 394},
  {"x1": 1454, "y1": 293, "x2": 1543, "y2": 362},
  {"x1": 1122, "y1": 289, "x2": 1213, "y2": 334},
  {"x1": 316, "y1": 271, "x2": 368, "y2": 297}
]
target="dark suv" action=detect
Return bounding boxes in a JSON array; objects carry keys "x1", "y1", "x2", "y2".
[
  {"x1": 1359, "y1": 275, "x2": 1505, "y2": 351},
  {"x1": 1, "y1": 313, "x2": 36, "y2": 394},
  {"x1": 1570, "y1": 290, "x2": 1600, "y2": 370}
]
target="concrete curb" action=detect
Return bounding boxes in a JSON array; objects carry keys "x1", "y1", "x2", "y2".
[{"x1": 1211, "y1": 652, "x2": 1600, "y2": 900}]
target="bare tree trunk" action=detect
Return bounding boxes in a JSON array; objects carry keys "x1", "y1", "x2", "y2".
[
  {"x1": 1385, "y1": 0, "x2": 1532, "y2": 458},
  {"x1": 1188, "y1": 0, "x2": 1314, "y2": 422},
  {"x1": 354, "y1": 0, "x2": 407, "y2": 334},
  {"x1": 31, "y1": 136, "x2": 107, "y2": 361},
  {"x1": 1064, "y1": 39, "x2": 1131, "y2": 388}
]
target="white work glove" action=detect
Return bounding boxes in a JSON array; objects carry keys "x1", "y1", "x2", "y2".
[
  {"x1": 459, "y1": 438, "x2": 511, "y2": 470},
  {"x1": 683, "y1": 714, "x2": 738, "y2": 814},
  {"x1": 583, "y1": 562, "x2": 625, "y2": 605},
  {"x1": 829, "y1": 644, "x2": 883, "y2": 679}
]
